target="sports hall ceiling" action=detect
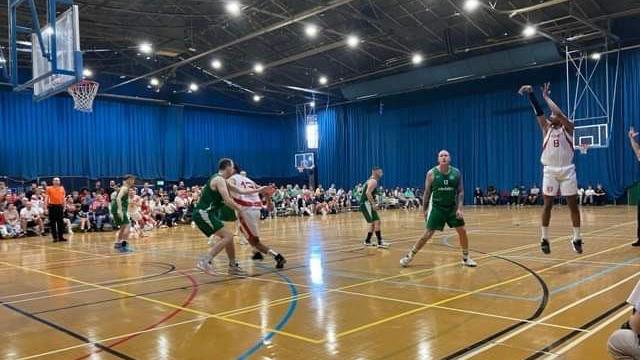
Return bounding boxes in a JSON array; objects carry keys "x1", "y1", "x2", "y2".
[{"x1": 2, "y1": 0, "x2": 640, "y2": 113}]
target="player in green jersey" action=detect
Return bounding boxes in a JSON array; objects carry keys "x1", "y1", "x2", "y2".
[
  {"x1": 194, "y1": 158, "x2": 247, "y2": 274},
  {"x1": 400, "y1": 150, "x2": 477, "y2": 267},
  {"x1": 110, "y1": 174, "x2": 136, "y2": 250},
  {"x1": 360, "y1": 167, "x2": 389, "y2": 248}
]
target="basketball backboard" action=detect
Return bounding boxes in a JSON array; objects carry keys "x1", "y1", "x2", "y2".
[
  {"x1": 295, "y1": 152, "x2": 315, "y2": 171},
  {"x1": 8, "y1": 0, "x2": 83, "y2": 101}
]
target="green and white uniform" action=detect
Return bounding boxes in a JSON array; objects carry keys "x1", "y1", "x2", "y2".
[
  {"x1": 110, "y1": 186, "x2": 130, "y2": 226},
  {"x1": 426, "y1": 166, "x2": 465, "y2": 231},
  {"x1": 193, "y1": 175, "x2": 226, "y2": 237},
  {"x1": 359, "y1": 179, "x2": 380, "y2": 223}
]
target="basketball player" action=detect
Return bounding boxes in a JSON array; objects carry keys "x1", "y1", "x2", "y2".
[
  {"x1": 360, "y1": 167, "x2": 389, "y2": 248},
  {"x1": 227, "y1": 164, "x2": 286, "y2": 268},
  {"x1": 400, "y1": 150, "x2": 477, "y2": 267},
  {"x1": 110, "y1": 174, "x2": 135, "y2": 250},
  {"x1": 193, "y1": 158, "x2": 244, "y2": 274},
  {"x1": 519, "y1": 82, "x2": 583, "y2": 254},
  {"x1": 629, "y1": 127, "x2": 640, "y2": 247}
]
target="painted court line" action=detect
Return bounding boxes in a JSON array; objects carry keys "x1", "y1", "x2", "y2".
[
  {"x1": 546, "y1": 305, "x2": 631, "y2": 359},
  {"x1": 456, "y1": 271, "x2": 640, "y2": 359}
]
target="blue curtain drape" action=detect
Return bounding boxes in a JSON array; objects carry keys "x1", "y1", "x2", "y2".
[
  {"x1": 312, "y1": 49, "x2": 640, "y2": 201},
  {"x1": 0, "y1": 92, "x2": 297, "y2": 180}
]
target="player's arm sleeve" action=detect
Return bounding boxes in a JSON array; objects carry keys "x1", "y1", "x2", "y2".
[
  {"x1": 116, "y1": 188, "x2": 127, "y2": 216},
  {"x1": 365, "y1": 180, "x2": 377, "y2": 202},
  {"x1": 423, "y1": 171, "x2": 433, "y2": 212},
  {"x1": 457, "y1": 173, "x2": 465, "y2": 210},
  {"x1": 216, "y1": 177, "x2": 241, "y2": 211}
]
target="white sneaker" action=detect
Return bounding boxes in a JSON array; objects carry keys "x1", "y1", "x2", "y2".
[
  {"x1": 196, "y1": 257, "x2": 213, "y2": 273},
  {"x1": 462, "y1": 257, "x2": 477, "y2": 267},
  {"x1": 239, "y1": 237, "x2": 249, "y2": 245},
  {"x1": 377, "y1": 241, "x2": 391, "y2": 249},
  {"x1": 400, "y1": 254, "x2": 413, "y2": 267},
  {"x1": 228, "y1": 262, "x2": 247, "y2": 275}
]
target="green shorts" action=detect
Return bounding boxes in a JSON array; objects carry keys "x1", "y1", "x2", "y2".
[
  {"x1": 426, "y1": 206, "x2": 464, "y2": 231},
  {"x1": 360, "y1": 202, "x2": 380, "y2": 223},
  {"x1": 111, "y1": 209, "x2": 129, "y2": 226},
  {"x1": 193, "y1": 208, "x2": 224, "y2": 237},
  {"x1": 216, "y1": 205, "x2": 237, "y2": 222}
]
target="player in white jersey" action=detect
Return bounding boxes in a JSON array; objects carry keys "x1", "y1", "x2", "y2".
[
  {"x1": 519, "y1": 82, "x2": 582, "y2": 255},
  {"x1": 227, "y1": 164, "x2": 286, "y2": 269}
]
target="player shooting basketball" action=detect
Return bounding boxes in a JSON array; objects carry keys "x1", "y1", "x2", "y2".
[{"x1": 519, "y1": 82, "x2": 583, "y2": 255}]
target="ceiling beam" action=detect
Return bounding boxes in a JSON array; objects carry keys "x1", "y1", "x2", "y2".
[{"x1": 105, "y1": 0, "x2": 359, "y2": 92}]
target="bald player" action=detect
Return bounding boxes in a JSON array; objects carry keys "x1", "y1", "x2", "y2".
[{"x1": 400, "y1": 150, "x2": 477, "y2": 267}]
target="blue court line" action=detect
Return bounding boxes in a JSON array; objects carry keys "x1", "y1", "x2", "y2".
[
  {"x1": 442, "y1": 234, "x2": 640, "y2": 301},
  {"x1": 236, "y1": 266, "x2": 298, "y2": 360}
]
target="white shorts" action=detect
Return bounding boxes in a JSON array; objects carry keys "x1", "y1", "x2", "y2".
[
  {"x1": 543, "y1": 165, "x2": 578, "y2": 196},
  {"x1": 237, "y1": 208, "x2": 261, "y2": 239}
]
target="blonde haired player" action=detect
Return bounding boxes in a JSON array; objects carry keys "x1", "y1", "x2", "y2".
[
  {"x1": 227, "y1": 164, "x2": 286, "y2": 268},
  {"x1": 519, "y1": 82, "x2": 583, "y2": 254}
]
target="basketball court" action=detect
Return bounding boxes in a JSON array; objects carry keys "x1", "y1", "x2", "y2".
[
  {"x1": 2, "y1": 0, "x2": 640, "y2": 359},
  {"x1": 0, "y1": 207, "x2": 637, "y2": 359}
]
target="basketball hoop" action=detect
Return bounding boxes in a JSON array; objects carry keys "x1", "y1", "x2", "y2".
[
  {"x1": 68, "y1": 80, "x2": 99, "y2": 112},
  {"x1": 579, "y1": 144, "x2": 589, "y2": 155}
]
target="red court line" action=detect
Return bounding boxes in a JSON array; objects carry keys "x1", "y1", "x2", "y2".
[{"x1": 74, "y1": 271, "x2": 199, "y2": 360}]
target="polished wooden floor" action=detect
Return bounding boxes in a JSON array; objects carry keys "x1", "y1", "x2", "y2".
[{"x1": 1, "y1": 205, "x2": 638, "y2": 359}]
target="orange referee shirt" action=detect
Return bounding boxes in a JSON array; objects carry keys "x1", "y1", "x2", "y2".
[{"x1": 46, "y1": 186, "x2": 65, "y2": 205}]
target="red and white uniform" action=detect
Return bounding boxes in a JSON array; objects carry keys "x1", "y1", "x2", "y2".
[
  {"x1": 230, "y1": 174, "x2": 262, "y2": 239},
  {"x1": 541, "y1": 125, "x2": 578, "y2": 196}
]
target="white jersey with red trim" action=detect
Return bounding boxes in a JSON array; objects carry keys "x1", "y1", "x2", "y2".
[
  {"x1": 541, "y1": 126, "x2": 574, "y2": 167},
  {"x1": 230, "y1": 174, "x2": 262, "y2": 208}
]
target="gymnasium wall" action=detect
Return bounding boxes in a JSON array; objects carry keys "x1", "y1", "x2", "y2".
[
  {"x1": 311, "y1": 48, "x2": 640, "y2": 201},
  {"x1": 0, "y1": 91, "x2": 297, "y2": 181}
]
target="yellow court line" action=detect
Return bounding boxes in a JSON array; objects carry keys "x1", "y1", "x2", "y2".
[
  {"x1": 332, "y1": 241, "x2": 632, "y2": 340},
  {"x1": 0, "y1": 260, "x2": 323, "y2": 344},
  {"x1": 18, "y1": 242, "x2": 111, "y2": 258}
]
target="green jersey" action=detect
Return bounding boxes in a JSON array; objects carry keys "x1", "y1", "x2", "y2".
[
  {"x1": 359, "y1": 179, "x2": 378, "y2": 205},
  {"x1": 196, "y1": 174, "x2": 224, "y2": 211},
  {"x1": 110, "y1": 185, "x2": 129, "y2": 213},
  {"x1": 429, "y1": 166, "x2": 461, "y2": 209}
]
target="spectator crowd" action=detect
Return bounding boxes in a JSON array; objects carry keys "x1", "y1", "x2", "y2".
[{"x1": 0, "y1": 177, "x2": 612, "y2": 240}]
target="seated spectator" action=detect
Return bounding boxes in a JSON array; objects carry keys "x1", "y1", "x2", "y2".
[
  {"x1": 64, "y1": 196, "x2": 77, "y2": 234},
  {"x1": 20, "y1": 201, "x2": 43, "y2": 235},
  {"x1": 518, "y1": 185, "x2": 528, "y2": 206},
  {"x1": 0, "y1": 181, "x2": 6, "y2": 198},
  {"x1": 510, "y1": 186, "x2": 520, "y2": 206},
  {"x1": 315, "y1": 201, "x2": 329, "y2": 215},
  {"x1": 585, "y1": 185, "x2": 596, "y2": 205},
  {"x1": 528, "y1": 184, "x2": 540, "y2": 205},
  {"x1": 486, "y1": 186, "x2": 499, "y2": 205},
  {"x1": 473, "y1": 187, "x2": 484, "y2": 205},
  {"x1": 89, "y1": 194, "x2": 110, "y2": 231},
  {"x1": 595, "y1": 184, "x2": 607, "y2": 205},
  {"x1": 297, "y1": 196, "x2": 312, "y2": 216},
  {"x1": 162, "y1": 199, "x2": 178, "y2": 227},
  {"x1": 608, "y1": 280, "x2": 640, "y2": 359},
  {"x1": 404, "y1": 188, "x2": 420, "y2": 208},
  {"x1": 153, "y1": 198, "x2": 166, "y2": 226},
  {"x1": 5, "y1": 204, "x2": 23, "y2": 237},
  {"x1": 140, "y1": 182, "x2": 154, "y2": 198}
]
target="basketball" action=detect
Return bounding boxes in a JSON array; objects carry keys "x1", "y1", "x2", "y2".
[{"x1": 262, "y1": 185, "x2": 276, "y2": 197}]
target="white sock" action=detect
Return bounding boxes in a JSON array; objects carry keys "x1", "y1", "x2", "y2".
[
  {"x1": 541, "y1": 226, "x2": 549, "y2": 240},
  {"x1": 268, "y1": 249, "x2": 278, "y2": 257},
  {"x1": 573, "y1": 227, "x2": 581, "y2": 240}
]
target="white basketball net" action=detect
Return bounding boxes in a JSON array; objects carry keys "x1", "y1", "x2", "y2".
[
  {"x1": 579, "y1": 144, "x2": 589, "y2": 155},
  {"x1": 68, "y1": 80, "x2": 99, "y2": 112}
]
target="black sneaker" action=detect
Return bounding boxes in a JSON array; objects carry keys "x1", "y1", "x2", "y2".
[
  {"x1": 274, "y1": 254, "x2": 286, "y2": 269},
  {"x1": 252, "y1": 252, "x2": 264, "y2": 260},
  {"x1": 632, "y1": 240, "x2": 640, "y2": 247},
  {"x1": 571, "y1": 239, "x2": 583, "y2": 254},
  {"x1": 540, "y1": 239, "x2": 551, "y2": 254}
]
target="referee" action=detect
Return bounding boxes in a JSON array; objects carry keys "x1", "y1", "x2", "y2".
[
  {"x1": 46, "y1": 177, "x2": 67, "y2": 242},
  {"x1": 629, "y1": 127, "x2": 640, "y2": 247}
]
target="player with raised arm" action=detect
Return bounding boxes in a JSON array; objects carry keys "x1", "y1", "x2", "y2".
[{"x1": 519, "y1": 82, "x2": 583, "y2": 254}]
